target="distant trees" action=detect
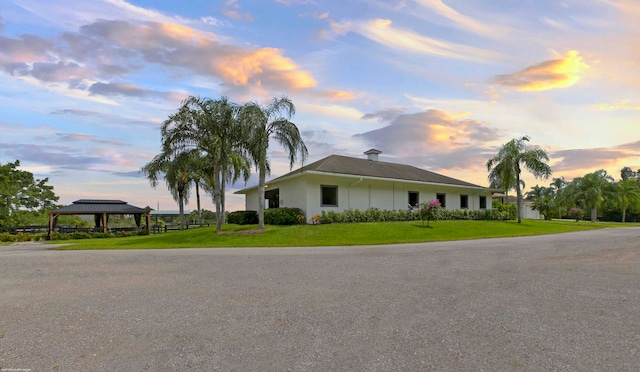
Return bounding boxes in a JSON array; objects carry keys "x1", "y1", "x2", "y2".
[
  {"x1": 142, "y1": 95, "x2": 306, "y2": 233},
  {"x1": 616, "y1": 178, "x2": 640, "y2": 222},
  {"x1": 0, "y1": 160, "x2": 59, "y2": 226},
  {"x1": 487, "y1": 136, "x2": 552, "y2": 223},
  {"x1": 141, "y1": 151, "x2": 194, "y2": 230},
  {"x1": 527, "y1": 167, "x2": 640, "y2": 223}
]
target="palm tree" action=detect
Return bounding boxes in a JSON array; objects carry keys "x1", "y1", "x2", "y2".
[
  {"x1": 550, "y1": 177, "x2": 567, "y2": 218},
  {"x1": 571, "y1": 170, "x2": 614, "y2": 223},
  {"x1": 161, "y1": 96, "x2": 251, "y2": 233},
  {"x1": 141, "y1": 151, "x2": 192, "y2": 229},
  {"x1": 616, "y1": 178, "x2": 640, "y2": 222},
  {"x1": 487, "y1": 136, "x2": 552, "y2": 223},
  {"x1": 240, "y1": 96, "x2": 308, "y2": 230},
  {"x1": 526, "y1": 185, "x2": 555, "y2": 219}
]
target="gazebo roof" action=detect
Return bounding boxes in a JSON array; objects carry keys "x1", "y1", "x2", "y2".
[{"x1": 50, "y1": 199, "x2": 149, "y2": 214}]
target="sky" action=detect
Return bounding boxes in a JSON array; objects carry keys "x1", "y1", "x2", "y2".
[{"x1": 1, "y1": 0, "x2": 639, "y2": 213}]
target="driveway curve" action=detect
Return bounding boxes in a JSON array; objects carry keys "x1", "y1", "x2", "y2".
[{"x1": 1, "y1": 228, "x2": 639, "y2": 371}]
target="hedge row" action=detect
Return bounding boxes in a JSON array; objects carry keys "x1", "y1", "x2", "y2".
[
  {"x1": 0, "y1": 232, "x2": 46, "y2": 242},
  {"x1": 227, "y1": 208, "x2": 306, "y2": 225},
  {"x1": 316, "y1": 207, "x2": 516, "y2": 224}
]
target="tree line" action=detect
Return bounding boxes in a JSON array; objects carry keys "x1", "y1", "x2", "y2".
[
  {"x1": 141, "y1": 95, "x2": 308, "y2": 233},
  {"x1": 0, "y1": 160, "x2": 60, "y2": 227},
  {"x1": 485, "y1": 135, "x2": 640, "y2": 223},
  {"x1": 526, "y1": 167, "x2": 640, "y2": 223}
]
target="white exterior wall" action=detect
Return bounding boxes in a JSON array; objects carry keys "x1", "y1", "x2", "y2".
[
  {"x1": 244, "y1": 191, "x2": 259, "y2": 211},
  {"x1": 277, "y1": 177, "x2": 307, "y2": 213},
  {"x1": 241, "y1": 174, "x2": 493, "y2": 222}
]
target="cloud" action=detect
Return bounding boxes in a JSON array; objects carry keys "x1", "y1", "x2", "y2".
[
  {"x1": 355, "y1": 109, "x2": 500, "y2": 169},
  {"x1": 414, "y1": 0, "x2": 504, "y2": 38},
  {"x1": 551, "y1": 140, "x2": 640, "y2": 173},
  {"x1": 493, "y1": 50, "x2": 589, "y2": 91},
  {"x1": 319, "y1": 89, "x2": 361, "y2": 101},
  {"x1": 221, "y1": 0, "x2": 254, "y2": 21},
  {"x1": 51, "y1": 109, "x2": 106, "y2": 117},
  {"x1": 1, "y1": 18, "x2": 318, "y2": 99},
  {"x1": 54, "y1": 132, "x2": 127, "y2": 146},
  {"x1": 591, "y1": 100, "x2": 640, "y2": 110},
  {"x1": 330, "y1": 19, "x2": 502, "y2": 62},
  {"x1": 88, "y1": 82, "x2": 178, "y2": 101},
  {"x1": 0, "y1": 143, "x2": 107, "y2": 170},
  {"x1": 111, "y1": 170, "x2": 145, "y2": 178},
  {"x1": 361, "y1": 108, "x2": 407, "y2": 122}
]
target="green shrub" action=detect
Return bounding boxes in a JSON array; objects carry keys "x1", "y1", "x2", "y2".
[
  {"x1": 50, "y1": 232, "x2": 71, "y2": 241},
  {"x1": 137, "y1": 230, "x2": 149, "y2": 236},
  {"x1": 317, "y1": 206, "x2": 515, "y2": 224},
  {"x1": 227, "y1": 210, "x2": 259, "y2": 225},
  {"x1": 264, "y1": 208, "x2": 305, "y2": 225},
  {"x1": 0, "y1": 233, "x2": 15, "y2": 242},
  {"x1": 92, "y1": 232, "x2": 113, "y2": 239},
  {"x1": 71, "y1": 231, "x2": 92, "y2": 240}
]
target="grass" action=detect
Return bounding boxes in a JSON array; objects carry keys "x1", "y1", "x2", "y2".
[{"x1": 53, "y1": 219, "x2": 637, "y2": 250}]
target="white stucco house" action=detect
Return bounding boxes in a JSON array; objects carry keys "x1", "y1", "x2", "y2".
[
  {"x1": 236, "y1": 149, "x2": 495, "y2": 221},
  {"x1": 492, "y1": 194, "x2": 541, "y2": 220}
]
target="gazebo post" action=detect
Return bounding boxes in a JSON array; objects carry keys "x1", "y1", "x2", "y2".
[
  {"x1": 103, "y1": 212, "x2": 107, "y2": 233},
  {"x1": 48, "y1": 212, "x2": 53, "y2": 240},
  {"x1": 146, "y1": 213, "x2": 151, "y2": 235}
]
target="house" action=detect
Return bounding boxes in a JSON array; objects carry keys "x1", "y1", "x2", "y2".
[
  {"x1": 492, "y1": 194, "x2": 541, "y2": 219},
  {"x1": 236, "y1": 149, "x2": 495, "y2": 221}
]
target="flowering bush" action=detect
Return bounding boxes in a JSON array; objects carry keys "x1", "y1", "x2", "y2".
[
  {"x1": 310, "y1": 214, "x2": 321, "y2": 224},
  {"x1": 419, "y1": 199, "x2": 442, "y2": 227},
  {"x1": 568, "y1": 207, "x2": 585, "y2": 222}
]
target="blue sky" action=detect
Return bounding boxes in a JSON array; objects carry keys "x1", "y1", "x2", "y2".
[{"x1": 1, "y1": 0, "x2": 639, "y2": 212}]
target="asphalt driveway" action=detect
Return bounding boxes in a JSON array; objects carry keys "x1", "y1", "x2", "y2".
[{"x1": 1, "y1": 227, "x2": 639, "y2": 371}]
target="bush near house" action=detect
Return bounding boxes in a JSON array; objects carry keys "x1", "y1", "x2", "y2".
[
  {"x1": 227, "y1": 211, "x2": 259, "y2": 225},
  {"x1": 228, "y1": 208, "x2": 305, "y2": 225},
  {"x1": 264, "y1": 208, "x2": 305, "y2": 225},
  {"x1": 318, "y1": 207, "x2": 516, "y2": 224}
]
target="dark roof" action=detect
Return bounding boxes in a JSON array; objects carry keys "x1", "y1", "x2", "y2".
[
  {"x1": 266, "y1": 154, "x2": 485, "y2": 188},
  {"x1": 51, "y1": 200, "x2": 148, "y2": 214}
]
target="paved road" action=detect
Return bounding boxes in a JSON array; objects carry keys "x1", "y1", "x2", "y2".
[{"x1": 1, "y1": 228, "x2": 640, "y2": 371}]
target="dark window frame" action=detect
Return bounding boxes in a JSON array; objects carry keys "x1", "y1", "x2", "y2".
[
  {"x1": 408, "y1": 191, "x2": 419, "y2": 208},
  {"x1": 479, "y1": 196, "x2": 487, "y2": 209},
  {"x1": 460, "y1": 194, "x2": 468, "y2": 209},
  {"x1": 436, "y1": 193, "x2": 446, "y2": 209},
  {"x1": 321, "y1": 185, "x2": 339, "y2": 207}
]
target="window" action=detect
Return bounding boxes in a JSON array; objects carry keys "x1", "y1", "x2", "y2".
[
  {"x1": 479, "y1": 196, "x2": 487, "y2": 209},
  {"x1": 408, "y1": 191, "x2": 419, "y2": 208},
  {"x1": 460, "y1": 195, "x2": 468, "y2": 209},
  {"x1": 321, "y1": 185, "x2": 338, "y2": 207},
  {"x1": 265, "y1": 188, "x2": 280, "y2": 209},
  {"x1": 436, "y1": 193, "x2": 446, "y2": 208}
]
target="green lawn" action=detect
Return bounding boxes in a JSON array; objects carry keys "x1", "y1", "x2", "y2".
[{"x1": 54, "y1": 219, "x2": 637, "y2": 250}]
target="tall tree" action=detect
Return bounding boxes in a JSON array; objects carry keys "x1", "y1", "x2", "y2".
[
  {"x1": 240, "y1": 96, "x2": 308, "y2": 230},
  {"x1": 620, "y1": 166, "x2": 637, "y2": 181},
  {"x1": 161, "y1": 96, "x2": 250, "y2": 233},
  {"x1": 141, "y1": 151, "x2": 192, "y2": 229},
  {"x1": 570, "y1": 169, "x2": 614, "y2": 223},
  {"x1": 526, "y1": 185, "x2": 555, "y2": 219},
  {"x1": 616, "y1": 178, "x2": 640, "y2": 223},
  {"x1": 0, "y1": 160, "x2": 59, "y2": 226},
  {"x1": 550, "y1": 177, "x2": 567, "y2": 218},
  {"x1": 487, "y1": 136, "x2": 552, "y2": 223}
]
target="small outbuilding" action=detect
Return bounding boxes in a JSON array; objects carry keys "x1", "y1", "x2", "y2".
[{"x1": 49, "y1": 199, "x2": 151, "y2": 237}]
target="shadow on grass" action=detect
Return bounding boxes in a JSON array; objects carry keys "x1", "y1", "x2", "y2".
[{"x1": 414, "y1": 224, "x2": 434, "y2": 229}]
